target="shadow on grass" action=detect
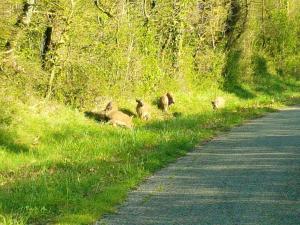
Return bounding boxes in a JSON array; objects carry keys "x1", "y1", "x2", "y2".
[
  {"x1": 223, "y1": 51, "x2": 300, "y2": 99},
  {"x1": 119, "y1": 108, "x2": 136, "y2": 117},
  {"x1": 222, "y1": 50, "x2": 256, "y2": 99},
  {"x1": 222, "y1": 0, "x2": 256, "y2": 99},
  {"x1": 251, "y1": 54, "x2": 300, "y2": 96},
  {"x1": 84, "y1": 111, "x2": 107, "y2": 122},
  {"x1": 84, "y1": 109, "x2": 136, "y2": 123},
  {"x1": 0, "y1": 129, "x2": 29, "y2": 153}
]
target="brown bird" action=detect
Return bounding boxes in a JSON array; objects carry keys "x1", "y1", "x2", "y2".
[
  {"x1": 211, "y1": 96, "x2": 225, "y2": 110},
  {"x1": 102, "y1": 101, "x2": 133, "y2": 128},
  {"x1": 104, "y1": 101, "x2": 118, "y2": 112},
  {"x1": 159, "y1": 92, "x2": 175, "y2": 112},
  {"x1": 136, "y1": 99, "x2": 151, "y2": 120},
  {"x1": 105, "y1": 110, "x2": 133, "y2": 129}
]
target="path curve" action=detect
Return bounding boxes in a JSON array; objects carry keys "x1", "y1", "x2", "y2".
[{"x1": 99, "y1": 107, "x2": 300, "y2": 225}]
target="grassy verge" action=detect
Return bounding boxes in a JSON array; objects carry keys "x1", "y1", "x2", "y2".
[{"x1": 0, "y1": 81, "x2": 300, "y2": 225}]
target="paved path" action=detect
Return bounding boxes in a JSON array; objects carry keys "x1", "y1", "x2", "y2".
[{"x1": 99, "y1": 107, "x2": 300, "y2": 225}]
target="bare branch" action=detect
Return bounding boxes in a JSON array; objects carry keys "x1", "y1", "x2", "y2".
[
  {"x1": 143, "y1": 0, "x2": 150, "y2": 20},
  {"x1": 94, "y1": 0, "x2": 114, "y2": 18}
]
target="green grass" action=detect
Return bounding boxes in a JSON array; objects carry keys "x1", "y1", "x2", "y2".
[{"x1": 0, "y1": 83, "x2": 300, "y2": 225}]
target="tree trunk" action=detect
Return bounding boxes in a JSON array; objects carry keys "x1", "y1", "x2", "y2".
[{"x1": 4, "y1": 0, "x2": 36, "y2": 71}]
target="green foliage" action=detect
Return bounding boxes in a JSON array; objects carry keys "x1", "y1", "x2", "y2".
[
  {"x1": 1, "y1": 0, "x2": 299, "y2": 107},
  {"x1": 0, "y1": 0, "x2": 237, "y2": 108},
  {"x1": 262, "y1": 10, "x2": 297, "y2": 57},
  {"x1": 255, "y1": 2, "x2": 300, "y2": 77}
]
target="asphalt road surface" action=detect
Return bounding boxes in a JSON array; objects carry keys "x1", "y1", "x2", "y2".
[{"x1": 99, "y1": 107, "x2": 300, "y2": 225}]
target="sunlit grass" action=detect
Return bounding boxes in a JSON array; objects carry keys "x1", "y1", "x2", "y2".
[{"x1": 0, "y1": 84, "x2": 300, "y2": 224}]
